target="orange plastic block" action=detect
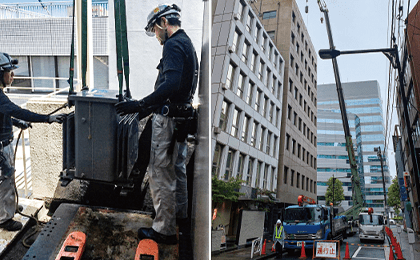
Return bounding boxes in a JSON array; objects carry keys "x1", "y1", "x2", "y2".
[
  {"x1": 55, "y1": 231, "x2": 87, "y2": 260},
  {"x1": 135, "y1": 239, "x2": 159, "y2": 260}
]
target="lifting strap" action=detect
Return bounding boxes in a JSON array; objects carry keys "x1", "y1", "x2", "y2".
[
  {"x1": 114, "y1": 0, "x2": 131, "y2": 101},
  {"x1": 81, "y1": 0, "x2": 88, "y2": 90},
  {"x1": 68, "y1": 0, "x2": 76, "y2": 96}
]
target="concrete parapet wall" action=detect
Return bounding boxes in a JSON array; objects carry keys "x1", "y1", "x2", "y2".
[{"x1": 26, "y1": 97, "x2": 74, "y2": 200}]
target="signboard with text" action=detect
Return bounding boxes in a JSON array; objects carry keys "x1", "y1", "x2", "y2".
[{"x1": 313, "y1": 240, "x2": 340, "y2": 259}]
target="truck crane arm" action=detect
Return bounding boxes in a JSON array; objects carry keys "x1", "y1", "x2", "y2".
[{"x1": 316, "y1": 0, "x2": 365, "y2": 219}]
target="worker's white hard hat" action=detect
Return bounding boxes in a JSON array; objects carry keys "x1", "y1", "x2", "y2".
[
  {"x1": 145, "y1": 3, "x2": 181, "y2": 37},
  {"x1": 0, "y1": 52, "x2": 18, "y2": 72},
  {"x1": 277, "y1": 219, "x2": 282, "y2": 224}
]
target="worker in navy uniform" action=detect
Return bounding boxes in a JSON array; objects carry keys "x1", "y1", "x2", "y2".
[
  {"x1": 0, "y1": 52, "x2": 65, "y2": 231},
  {"x1": 115, "y1": 4, "x2": 198, "y2": 247},
  {"x1": 273, "y1": 219, "x2": 284, "y2": 259}
]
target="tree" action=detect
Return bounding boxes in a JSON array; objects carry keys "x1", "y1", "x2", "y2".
[
  {"x1": 325, "y1": 176, "x2": 345, "y2": 206},
  {"x1": 211, "y1": 176, "x2": 244, "y2": 209},
  {"x1": 388, "y1": 176, "x2": 401, "y2": 214}
]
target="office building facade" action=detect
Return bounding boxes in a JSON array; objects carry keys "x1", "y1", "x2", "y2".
[
  {"x1": 251, "y1": 0, "x2": 318, "y2": 204},
  {"x1": 318, "y1": 81, "x2": 391, "y2": 213},
  {"x1": 212, "y1": 0, "x2": 284, "y2": 195}
]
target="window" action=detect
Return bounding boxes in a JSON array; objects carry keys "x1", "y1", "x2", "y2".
[
  {"x1": 303, "y1": 123, "x2": 306, "y2": 135},
  {"x1": 287, "y1": 105, "x2": 292, "y2": 120},
  {"x1": 261, "y1": 34, "x2": 267, "y2": 52},
  {"x1": 255, "y1": 161, "x2": 262, "y2": 188},
  {"x1": 242, "y1": 115, "x2": 249, "y2": 142},
  {"x1": 245, "y1": 158, "x2": 253, "y2": 186},
  {"x1": 230, "y1": 108, "x2": 240, "y2": 137},
  {"x1": 301, "y1": 32, "x2": 304, "y2": 43},
  {"x1": 255, "y1": 89, "x2": 262, "y2": 111},
  {"x1": 232, "y1": 30, "x2": 240, "y2": 53},
  {"x1": 274, "y1": 135, "x2": 278, "y2": 157},
  {"x1": 263, "y1": 164, "x2": 269, "y2": 189},
  {"x1": 269, "y1": 102, "x2": 274, "y2": 123},
  {"x1": 276, "y1": 107, "x2": 280, "y2": 127},
  {"x1": 237, "y1": 0, "x2": 244, "y2": 20},
  {"x1": 236, "y1": 73, "x2": 245, "y2": 98},
  {"x1": 286, "y1": 133, "x2": 290, "y2": 150},
  {"x1": 296, "y1": 172, "x2": 300, "y2": 188},
  {"x1": 293, "y1": 112, "x2": 297, "y2": 126},
  {"x1": 297, "y1": 143, "x2": 301, "y2": 158},
  {"x1": 296, "y1": 43, "x2": 300, "y2": 53},
  {"x1": 242, "y1": 41, "x2": 249, "y2": 63},
  {"x1": 246, "y1": 12, "x2": 253, "y2": 33},
  {"x1": 298, "y1": 117, "x2": 302, "y2": 131},
  {"x1": 226, "y1": 63, "x2": 236, "y2": 90},
  {"x1": 212, "y1": 143, "x2": 223, "y2": 176},
  {"x1": 224, "y1": 149, "x2": 235, "y2": 180},
  {"x1": 302, "y1": 148, "x2": 305, "y2": 161},
  {"x1": 292, "y1": 11, "x2": 296, "y2": 23},
  {"x1": 258, "y1": 60, "x2": 264, "y2": 80},
  {"x1": 289, "y1": 78, "x2": 293, "y2": 92},
  {"x1": 263, "y1": 10, "x2": 277, "y2": 19},
  {"x1": 267, "y1": 31, "x2": 275, "y2": 41},
  {"x1": 254, "y1": 24, "x2": 261, "y2": 42},
  {"x1": 259, "y1": 127, "x2": 265, "y2": 151},
  {"x1": 310, "y1": 180, "x2": 313, "y2": 193},
  {"x1": 262, "y1": 96, "x2": 268, "y2": 117},
  {"x1": 302, "y1": 175, "x2": 305, "y2": 190},
  {"x1": 272, "y1": 76, "x2": 277, "y2": 94},
  {"x1": 265, "y1": 68, "x2": 271, "y2": 86},
  {"x1": 246, "y1": 81, "x2": 254, "y2": 105},
  {"x1": 297, "y1": 22, "x2": 301, "y2": 33},
  {"x1": 251, "y1": 52, "x2": 258, "y2": 72},
  {"x1": 295, "y1": 63, "x2": 299, "y2": 76},
  {"x1": 237, "y1": 153, "x2": 245, "y2": 180},
  {"x1": 292, "y1": 139, "x2": 296, "y2": 154},
  {"x1": 291, "y1": 32, "x2": 295, "y2": 44},
  {"x1": 299, "y1": 94, "x2": 303, "y2": 106},
  {"x1": 219, "y1": 100, "x2": 230, "y2": 131},
  {"x1": 251, "y1": 121, "x2": 258, "y2": 147},
  {"x1": 294, "y1": 87, "x2": 298, "y2": 100},
  {"x1": 284, "y1": 166, "x2": 288, "y2": 184},
  {"x1": 291, "y1": 170, "x2": 295, "y2": 186},
  {"x1": 266, "y1": 131, "x2": 272, "y2": 154},
  {"x1": 290, "y1": 54, "x2": 294, "y2": 68}
]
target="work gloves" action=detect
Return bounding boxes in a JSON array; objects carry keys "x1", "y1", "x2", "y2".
[
  {"x1": 48, "y1": 114, "x2": 66, "y2": 124},
  {"x1": 115, "y1": 100, "x2": 145, "y2": 116},
  {"x1": 14, "y1": 120, "x2": 32, "y2": 130}
]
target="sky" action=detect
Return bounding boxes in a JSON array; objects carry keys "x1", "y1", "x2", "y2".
[{"x1": 295, "y1": 0, "x2": 417, "y2": 179}]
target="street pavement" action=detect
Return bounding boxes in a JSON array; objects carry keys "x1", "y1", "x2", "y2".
[{"x1": 212, "y1": 225, "x2": 420, "y2": 260}]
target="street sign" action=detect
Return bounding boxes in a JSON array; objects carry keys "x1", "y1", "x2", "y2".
[{"x1": 313, "y1": 240, "x2": 340, "y2": 259}]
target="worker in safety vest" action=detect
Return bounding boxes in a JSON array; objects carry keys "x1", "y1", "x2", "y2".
[
  {"x1": 273, "y1": 219, "x2": 284, "y2": 259},
  {"x1": 0, "y1": 52, "x2": 65, "y2": 231},
  {"x1": 115, "y1": 3, "x2": 198, "y2": 248}
]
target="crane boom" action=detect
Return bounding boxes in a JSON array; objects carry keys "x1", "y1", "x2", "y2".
[{"x1": 316, "y1": 0, "x2": 365, "y2": 219}]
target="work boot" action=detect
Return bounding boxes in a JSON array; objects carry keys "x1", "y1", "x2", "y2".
[
  {"x1": 177, "y1": 218, "x2": 193, "y2": 260},
  {"x1": 0, "y1": 219, "x2": 23, "y2": 231},
  {"x1": 138, "y1": 227, "x2": 177, "y2": 245}
]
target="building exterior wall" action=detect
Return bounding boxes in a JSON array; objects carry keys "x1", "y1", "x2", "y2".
[
  {"x1": 316, "y1": 109, "x2": 357, "y2": 210},
  {"x1": 212, "y1": 0, "x2": 284, "y2": 193},
  {"x1": 318, "y1": 80, "x2": 391, "y2": 213},
  {"x1": 251, "y1": 0, "x2": 318, "y2": 204}
]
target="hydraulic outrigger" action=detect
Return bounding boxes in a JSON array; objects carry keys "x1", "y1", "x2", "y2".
[{"x1": 315, "y1": 0, "x2": 365, "y2": 219}]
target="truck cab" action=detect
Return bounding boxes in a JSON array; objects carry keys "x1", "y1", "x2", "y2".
[{"x1": 358, "y1": 211, "x2": 385, "y2": 243}]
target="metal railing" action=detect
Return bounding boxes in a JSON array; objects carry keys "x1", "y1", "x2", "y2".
[{"x1": 0, "y1": 1, "x2": 108, "y2": 19}]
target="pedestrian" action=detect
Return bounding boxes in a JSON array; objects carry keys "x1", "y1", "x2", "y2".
[
  {"x1": 0, "y1": 52, "x2": 65, "y2": 231},
  {"x1": 115, "y1": 3, "x2": 198, "y2": 246},
  {"x1": 273, "y1": 219, "x2": 284, "y2": 259}
]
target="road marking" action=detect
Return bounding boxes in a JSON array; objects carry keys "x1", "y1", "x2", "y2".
[
  {"x1": 350, "y1": 243, "x2": 388, "y2": 247},
  {"x1": 352, "y1": 245, "x2": 386, "y2": 260}
]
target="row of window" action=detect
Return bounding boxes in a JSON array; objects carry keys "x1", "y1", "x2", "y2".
[
  {"x1": 283, "y1": 166, "x2": 316, "y2": 194},
  {"x1": 285, "y1": 133, "x2": 317, "y2": 169},
  {"x1": 289, "y1": 59, "x2": 317, "y2": 103},
  {"x1": 289, "y1": 79, "x2": 317, "y2": 126},
  {"x1": 287, "y1": 105, "x2": 317, "y2": 146},
  {"x1": 236, "y1": 2, "x2": 283, "y2": 70},
  {"x1": 219, "y1": 100, "x2": 280, "y2": 157},
  {"x1": 290, "y1": 36, "x2": 317, "y2": 85},
  {"x1": 226, "y1": 60, "x2": 282, "y2": 103},
  {"x1": 212, "y1": 143, "x2": 277, "y2": 191}
]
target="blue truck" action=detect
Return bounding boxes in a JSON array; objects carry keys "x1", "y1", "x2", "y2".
[{"x1": 282, "y1": 202, "x2": 348, "y2": 252}]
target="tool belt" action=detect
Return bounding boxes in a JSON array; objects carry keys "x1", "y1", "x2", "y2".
[{"x1": 157, "y1": 103, "x2": 198, "y2": 156}]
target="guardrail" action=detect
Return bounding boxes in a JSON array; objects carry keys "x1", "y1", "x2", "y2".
[
  {"x1": 0, "y1": 1, "x2": 108, "y2": 19},
  {"x1": 5, "y1": 76, "x2": 80, "y2": 93}
]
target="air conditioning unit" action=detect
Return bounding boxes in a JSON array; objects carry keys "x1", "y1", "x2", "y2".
[
  {"x1": 214, "y1": 127, "x2": 221, "y2": 134},
  {"x1": 233, "y1": 13, "x2": 240, "y2": 20},
  {"x1": 228, "y1": 46, "x2": 234, "y2": 53}
]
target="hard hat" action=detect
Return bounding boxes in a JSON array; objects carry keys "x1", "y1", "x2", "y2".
[
  {"x1": 145, "y1": 3, "x2": 181, "y2": 37},
  {"x1": 0, "y1": 52, "x2": 18, "y2": 72},
  {"x1": 277, "y1": 219, "x2": 281, "y2": 225}
]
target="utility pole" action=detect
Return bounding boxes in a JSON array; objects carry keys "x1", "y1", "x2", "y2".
[{"x1": 375, "y1": 146, "x2": 389, "y2": 227}]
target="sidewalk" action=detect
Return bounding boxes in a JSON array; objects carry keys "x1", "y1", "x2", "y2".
[
  {"x1": 390, "y1": 225, "x2": 420, "y2": 260},
  {"x1": 212, "y1": 240, "x2": 277, "y2": 260}
]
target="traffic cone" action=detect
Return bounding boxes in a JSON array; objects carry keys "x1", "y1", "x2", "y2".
[
  {"x1": 343, "y1": 242, "x2": 351, "y2": 260},
  {"x1": 261, "y1": 239, "x2": 267, "y2": 255},
  {"x1": 271, "y1": 243, "x2": 276, "y2": 252},
  {"x1": 299, "y1": 242, "x2": 307, "y2": 259},
  {"x1": 389, "y1": 244, "x2": 394, "y2": 260}
]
